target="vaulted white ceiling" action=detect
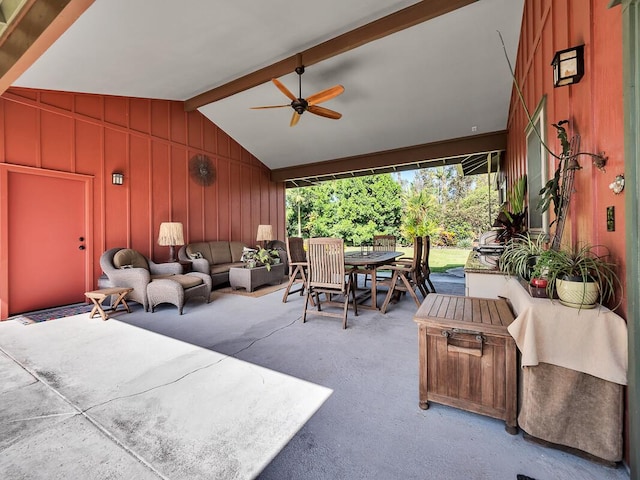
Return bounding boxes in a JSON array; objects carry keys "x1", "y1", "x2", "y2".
[{"x1": 13, "y1": 0, "x2": 524, "y2": 174}]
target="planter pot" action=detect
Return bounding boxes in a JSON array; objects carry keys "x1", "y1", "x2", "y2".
[
  {"x1": 555, "y1": 277, "x2": 599, "y2": 309},
  {"x1": 530, "y1": 277, "x2": 547, "y2": 289}
]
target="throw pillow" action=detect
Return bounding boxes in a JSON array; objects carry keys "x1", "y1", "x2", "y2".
[
  {"x1": 241, "y1": 247, "x2": 257, "y2": 262},
  {"x1": 119, "y1": 264, "x2": 134, "y2": 269},
  {"x1": 188, "y1": 251, "x2": 203, "y2": 260}
]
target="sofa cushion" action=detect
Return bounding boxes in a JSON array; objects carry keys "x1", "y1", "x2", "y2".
[
  {"x1": 209, "y1": 241, "x2": 233, "y2": 264},
  {"x1": 230, "y1": 241, "x2": 248, "y2": 263},
  {"x1": 113, "y1": 249, "x2": 149, "y2": 270},
  {"x1": 210, "y1": 263, "x2": 235, "y2": 275}
]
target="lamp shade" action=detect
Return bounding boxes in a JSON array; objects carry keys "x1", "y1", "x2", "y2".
[
  {"x1": 158, "y1": 222, "x2": 185, "y2": 246},
  {"x1": 256, "y1": 224, "x2": 274, "y2": 242}
]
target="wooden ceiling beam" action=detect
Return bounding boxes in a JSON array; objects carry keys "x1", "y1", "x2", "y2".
[
  {"x1": 185, "y1": 0, "x2": 477, "y2": 111},
  {"x1": 271, "y1": 130, "x2": 506, "y2": 183},
  {"x1": 0, "y1": 0, "x2": 95, "y2": 95}
]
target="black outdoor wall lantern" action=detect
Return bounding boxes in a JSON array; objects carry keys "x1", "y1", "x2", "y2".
[{"x1": 551, "y1": 45, "x2": 584, "y2": 87}]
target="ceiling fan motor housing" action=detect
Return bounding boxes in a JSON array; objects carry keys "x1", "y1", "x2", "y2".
[{"x1": 292, "y1": 98, "x2": 308, "y2": 114}]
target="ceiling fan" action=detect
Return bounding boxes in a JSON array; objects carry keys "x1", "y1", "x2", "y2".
[{"x1": 251, "y1": 66, "x2": 344, "y2": 127}]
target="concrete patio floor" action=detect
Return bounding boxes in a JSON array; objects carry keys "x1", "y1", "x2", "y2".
[{"x1": 0, "y1": 274, "x2": 631, "y2": 479}]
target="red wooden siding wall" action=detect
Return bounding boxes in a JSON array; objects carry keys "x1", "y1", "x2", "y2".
[
  {"x1": 505, "y1": 0, "x2": 626, "y2": 316},
  {"x1": 0, "y1": 87, "x2": 285, "y2": 308},
  {"x1": 505, "y1": 0, "x2": 628, "y2": 463}
]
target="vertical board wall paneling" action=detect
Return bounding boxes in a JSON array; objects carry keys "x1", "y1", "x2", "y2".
[{"x1": 0, "y1": 87, "x2": 286, "y2": 301}]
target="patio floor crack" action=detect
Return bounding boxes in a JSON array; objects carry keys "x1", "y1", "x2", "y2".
[{"x1": 83, "y1": 315, "x2": 300, "y2": 412}]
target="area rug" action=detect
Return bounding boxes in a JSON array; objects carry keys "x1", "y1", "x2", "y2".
[
  {"x1": 10, "y1": 303, "x2": 93, "y2": 325},
  {"x1": 214, "y1": 278, "x2": 289, "y2": 298}
]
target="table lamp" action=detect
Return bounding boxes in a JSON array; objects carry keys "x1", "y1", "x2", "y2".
[
  {"x1": 256, "y1": 224, "x2": 273, "y2": 248},
  {"x1": 158, "y1": 222, "x2": 184, "y2": 262}
]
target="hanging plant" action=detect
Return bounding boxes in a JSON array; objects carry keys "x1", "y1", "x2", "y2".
[{"x1": 535, "y1": 120, "x2": 579, "y2": 226}]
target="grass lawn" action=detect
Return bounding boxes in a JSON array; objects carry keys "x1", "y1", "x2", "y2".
[
  {"x1": 345, "y1": 246, "x2": 471, "y2": 273},
  {"x1": 428, "y1": 248, "x2": 472, "y2": 273}
]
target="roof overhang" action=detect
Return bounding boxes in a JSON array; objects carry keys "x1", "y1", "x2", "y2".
[{"x1": 273, "y1": 130, "x2": 506, "y2": 187}]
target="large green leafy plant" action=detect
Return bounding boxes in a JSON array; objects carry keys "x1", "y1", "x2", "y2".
[
  {"x1": 499, "y1": 232, "x2": 547, "y2": 280},
  {"x1": 244, "y1": 248, "x2": 280, "y2": 271},
  {"x1": 532, "y1": 243, "x2": 621, "y2": 308},
  {"x1": 494, "y1": 174, "x2": 527, "y2": 242}
]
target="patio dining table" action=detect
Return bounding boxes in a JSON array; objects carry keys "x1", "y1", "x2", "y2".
[{"x1": 344, "y1": 250, "x2": 403, "y2": 310}]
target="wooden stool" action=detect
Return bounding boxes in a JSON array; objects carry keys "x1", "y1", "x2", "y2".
[{"x1": 84, "y1": 287, "x2": 133, "y2": 321}]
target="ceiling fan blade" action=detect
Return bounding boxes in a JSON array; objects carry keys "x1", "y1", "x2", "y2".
[
  {"x1": 307, "y1": 105, "x2": 342, "y2": 120},
  {"x1": 290, "y1": 111, "x2": 301, "y2": 127},
  {"x1": 272, "y1": 78, "x2": 297, "y2": 101},
  {"x1": 306, "y1": 85, "x2": 344, "y2": 106},
  {"x1": 250, "y1": 104, "x2": 290, "y2": 109}
]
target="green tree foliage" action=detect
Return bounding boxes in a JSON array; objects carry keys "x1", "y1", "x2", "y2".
[
  {"x1": 285, "y1": 175, "x2": 402, "y2": 245},
  {"x1": 286, "y1": 167, "x2": 499, "y2": 247},
  {"x1": 401, "y1": 167, "x2": 499, "y2": 245}
]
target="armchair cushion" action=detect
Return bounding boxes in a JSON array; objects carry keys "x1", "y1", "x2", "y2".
[
  {"x1": 100, "y1": 247, "x2": 211, "y2": 314},
  {"x1": 113, "y1": 249, "x2": 149, "y2": 270}
]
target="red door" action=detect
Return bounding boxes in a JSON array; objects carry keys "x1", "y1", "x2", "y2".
[{"x1": 8, "y1": 171, "x2": 88, "y2": 314}]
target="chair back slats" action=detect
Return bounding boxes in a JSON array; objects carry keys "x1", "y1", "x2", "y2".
[
  {"x1": 422, "y1": 235, "x2": 431, "y2": 266},
  {"x1": 373, "y1": 235, "x2": 396, "y2": 251},
  {"x1": 421, "y1": 235, "x2": 436, "y2": 294},
  {"x1": 286, "y1": 237, "x2": 306, "y2": 264},
  {"x1": 411, "y1": 236, "x2": 423, "y2": 270},
  {"x1": 307, "y1": 237, "x2": 346, "y2": 292}
]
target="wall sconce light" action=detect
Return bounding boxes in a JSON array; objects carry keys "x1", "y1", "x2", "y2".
[
  {"x1": 112, "y1": 172, "x2": 124, "y2": 185},
  {"x1": 552, "y1": 45, "x2": 584, "y2": 87},
  {"x1": 609, "y1": 175, "x2": 625, "y2": 195}
]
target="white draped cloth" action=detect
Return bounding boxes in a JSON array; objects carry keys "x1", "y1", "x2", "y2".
[{"x1": 499, "y1": 278, "x2": 628, "y2": 385}]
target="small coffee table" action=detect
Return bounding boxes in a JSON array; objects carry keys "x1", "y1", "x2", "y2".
[
  {"x1": 229, "y1": 263, "x2": 285, "y2": 293},
  {"x1": 85, "y1": 287, "x2": 133, "y2": 320}
]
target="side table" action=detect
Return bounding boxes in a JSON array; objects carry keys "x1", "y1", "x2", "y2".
[
  {"x1": 499, "y1": 278, "x2": 627, "y2": 463},
  {"x1": 85, "y1": 287, "x2": 133, "y2": 321},
  {"x1": 413, "y1": 294, "x2": 518, "y2": 434}
]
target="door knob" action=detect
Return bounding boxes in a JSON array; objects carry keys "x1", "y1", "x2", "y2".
[
  {"x1": 79, "y1": 236, "x2": 85, "y2": 241},
  {"x1": 79, "y1": 245, "x2": 86, "y2": 250}
]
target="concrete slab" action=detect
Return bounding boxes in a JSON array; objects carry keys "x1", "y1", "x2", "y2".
[{"x1": 0, "y1": 317, "x2": 332, "y2": 479}]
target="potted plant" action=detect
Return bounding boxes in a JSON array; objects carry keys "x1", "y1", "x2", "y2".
[
  {"x1": 245, "y1": 247, "x2": 280, "y2": 271},
  {"x1": 533, "y1": 243, "x2": 621, "y2": 309},
  {"x1": 494, "y1": 175, "x2": 528, "y2": 242},
  {"x1": 499, "y1": 232, "x2": 548, "y2": 281}
]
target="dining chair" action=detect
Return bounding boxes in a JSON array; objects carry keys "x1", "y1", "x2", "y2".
[
  {"x1": 364, "y1": 234, "x2": 397, "y2": 287},
  {"x1": 303, "y1": 237, "x2": 358, "y2": 329},
  {"x1": 373, "y1": 235, "x2": 396, "y2": 251},
  {"x1": 380, "y1": 235, "x2": 427, "y2": 313},
  {"x1": 282, "y1": 236, "x2": 311, "y2": 303},
  {"x1": 420, "y1": 235, "x2": 437, "y2": 294}
]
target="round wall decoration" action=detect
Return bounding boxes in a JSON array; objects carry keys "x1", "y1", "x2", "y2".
[{"x1": 189, "y1": 154, "x2": 216, "y2": 186}]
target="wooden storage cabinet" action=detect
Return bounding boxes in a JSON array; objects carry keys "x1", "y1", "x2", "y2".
[{"x1": 414, "y1": 294, "x2": 518, "y2": 434}]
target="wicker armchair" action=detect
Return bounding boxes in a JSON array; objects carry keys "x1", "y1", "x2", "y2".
[{"x1": 100, "y1": 248, "x2": 212, "y2": 314}]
